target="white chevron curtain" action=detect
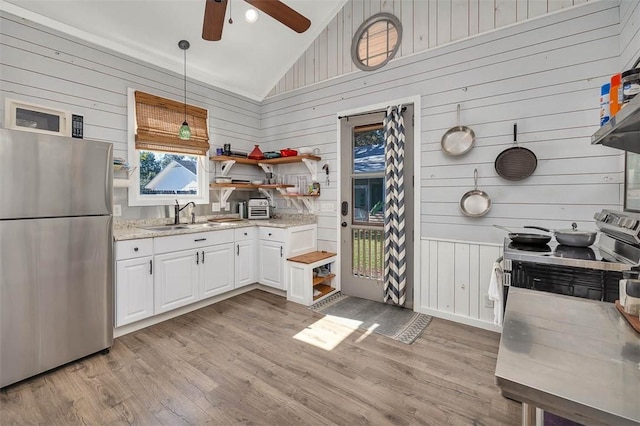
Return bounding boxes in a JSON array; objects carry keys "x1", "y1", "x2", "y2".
[{"x1": 383, "y1": 105, "x2": 406, "y2": 306}]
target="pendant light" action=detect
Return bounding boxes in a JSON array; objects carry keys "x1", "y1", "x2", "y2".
[{"x1": 178, "y1": 39, "x2": 191, "y2": 140}]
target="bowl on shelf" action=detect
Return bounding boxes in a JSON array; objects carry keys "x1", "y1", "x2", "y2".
[
  {"x1": 214, "y1": 176, "x2": 232, "y2": 184},
  {"x1": 285, "y1": 187, "x2": 299, "y2": 194},
  {"x1": 251, "y1": 180, "x2": 263, "y2": 185},
  {"x1": 297, "y1": 147, "x2": 313, "y2": 154},
  {"x1": 263, "y1": 151, "x2": 281, "y2": 159}
]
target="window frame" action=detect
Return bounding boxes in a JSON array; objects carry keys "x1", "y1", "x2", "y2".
[
  {"x1": 351, "y1": 13, "x2": 402, "y2": 72},
  {"x1": 127, "y1": 88, "x2": 210, "y2": 207}
]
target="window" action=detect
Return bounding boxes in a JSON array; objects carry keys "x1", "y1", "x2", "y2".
[
  {"x1": 351, "y1": 13, "x2": 402, "y2": 71},
  {"x1": 353, "y1": 123, "x2": 385, "y2": 225},
  {"x1": 127, "y1": 89, "x2": 210, "y2": 206}
]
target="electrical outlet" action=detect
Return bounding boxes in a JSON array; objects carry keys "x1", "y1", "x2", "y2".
[
  {"x1": 484, "y1": 294, "x2": 494, "y2": 308},
  {"x1": 212, "y1": 202, "x2": 221, "y2": 212},
  {"x1": 113, "y1": 204, "x2": 122, "y2": 217}
]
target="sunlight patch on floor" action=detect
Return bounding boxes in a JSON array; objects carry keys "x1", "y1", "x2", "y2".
[
  {"x1": 355, "y1": 323, "x2": 379, "y2": 343},
  {"x1": 293, "y1": 315, "x2": 363, "y2": 350}
]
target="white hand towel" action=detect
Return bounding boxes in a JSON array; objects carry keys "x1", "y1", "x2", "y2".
[{"x1": 488, "y1": 262, "x2": 503, "y2": 326}]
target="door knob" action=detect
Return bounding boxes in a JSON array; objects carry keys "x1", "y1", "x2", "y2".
[{"x1": 341, "y1": 222, "x2": 347, "y2": 227}]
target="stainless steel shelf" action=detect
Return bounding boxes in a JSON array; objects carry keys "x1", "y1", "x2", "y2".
[{"x1": 591, "y1": 93, "x2": 640, "y2": 153}]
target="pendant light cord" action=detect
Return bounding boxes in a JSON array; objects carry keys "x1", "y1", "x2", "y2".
[{"x1": 183, "y1": 46, "x2": 187, "y2": 122}]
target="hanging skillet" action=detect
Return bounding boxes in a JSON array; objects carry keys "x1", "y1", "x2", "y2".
[
  {"x1": 495, "y1": 123, "x2": 537, "y2": 181},
  {"x1": 460, "y1": 169, "x2": 491, "y2": 217},
  {"x1": 441, "y1": 104, "x2": 476, "y2": 156}
]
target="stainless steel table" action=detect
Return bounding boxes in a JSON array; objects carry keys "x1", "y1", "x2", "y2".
[{"x1": 495, "y1": 288, "x2": 640, "y2": 426}]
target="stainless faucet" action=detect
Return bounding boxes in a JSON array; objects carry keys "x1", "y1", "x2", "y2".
[{"x1": 175, "y1": 200, "x2": 196, "y2": 224}]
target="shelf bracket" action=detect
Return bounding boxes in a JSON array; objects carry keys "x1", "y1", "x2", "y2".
[
  {"x1": 257, "y1": 162, "x2": 274, "y2": 175},
  {"x1": 258, "y1": 188, "x2": 274, "y2": 205},
  {"x1": 218, "y1": 188, "x2": 235, "y2": 206},
  {"x1": 301, "y1": 158, "x2": 318, "y2": 181},
  {"x1": 300, "y1": 197, "x2": 315, "y2": 213},
  {"x1": 219, "y1": 160, "x2": 236, "y2": 177}
]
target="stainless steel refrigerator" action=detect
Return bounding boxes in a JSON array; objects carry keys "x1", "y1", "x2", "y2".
[{"x1": 0, "y1": 128, "x2": 113, "y2": 388}]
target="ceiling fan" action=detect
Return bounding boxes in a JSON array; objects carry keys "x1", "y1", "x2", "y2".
[{"x1": 202, "y1": 0, "x2": 311, "y2": 41}]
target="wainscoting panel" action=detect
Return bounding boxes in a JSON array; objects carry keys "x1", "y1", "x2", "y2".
[{"x1": 420, "y1": 238, "x2": 502, "y2": 330}]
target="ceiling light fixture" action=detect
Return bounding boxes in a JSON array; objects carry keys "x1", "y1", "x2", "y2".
[
  {"x1": 245, "y1": 8, "x2": 259, "y2": 23},
  {"x1": 178, "y1": 39, "x2": 191, "y2": 140}
]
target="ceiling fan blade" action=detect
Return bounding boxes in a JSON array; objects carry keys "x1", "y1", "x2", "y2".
[
  {"x1": 244, "y1": 0, "x2": 311, "y2": 33},
  {"x1": 202, "y1": 0, "x2": 227, "y2": 41}
]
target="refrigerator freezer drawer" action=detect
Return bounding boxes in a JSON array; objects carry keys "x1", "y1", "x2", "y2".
[{"x1": 0, "y1": 216, "x2": 113, "y2": 388}]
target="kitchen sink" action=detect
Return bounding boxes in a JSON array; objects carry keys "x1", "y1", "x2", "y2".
[
  {"x1": 138, "y1": 222, "x2": 228, "y2": 232},
  {"x1": 138, "y1": 224, "x2": 190, "y2": 231}
]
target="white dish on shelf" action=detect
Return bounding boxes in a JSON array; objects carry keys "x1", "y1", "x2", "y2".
[
  {"x1": 285, "y1": 187, "x2": 299, "y2": 194},
  {"x1": 251, "y1": 180, "x2": 263, "y2": 185},
  {"x1": 214, "y1": 177, "x2": 232, "y2": 184},
  {"x1": 297, "y1": 147, "x2": 313, "y2": 154}
]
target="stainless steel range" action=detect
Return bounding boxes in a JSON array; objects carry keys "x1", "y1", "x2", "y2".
[{"x1": 504, "y1": 209, "x2": 640, "y2": 303}]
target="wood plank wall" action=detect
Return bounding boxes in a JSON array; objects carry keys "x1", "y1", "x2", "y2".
[
  {"x1": 267, "y1": 0, "x2": 592, "y2": 97},
  {"x1": 260, "y1": 1, "x2": 622, "y2": 253},
  {"x1": 0, "y1": 12, "x2": 265, "y2": 219},
  {"x1": 620, "y1": 0, "x2": 640, "y2": 70},
  {"x1": 260, "y1": 1, "x2": 626, "y2": 328},
  {"x1": 421, "y1": 238, "x2": 502, "y2": 329}
]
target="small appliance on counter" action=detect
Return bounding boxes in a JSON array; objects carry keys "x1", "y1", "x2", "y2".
[{"x1": 248, "y1": 198, "x2": 270, "y2": 219}]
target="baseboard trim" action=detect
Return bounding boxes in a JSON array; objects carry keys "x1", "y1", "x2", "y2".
[
  {"x1": 114, "y1": 284, "x2": 259, "y2": 338},
  {"x1": 415, "y1": 306, "x2": 502, "y2": 333}
]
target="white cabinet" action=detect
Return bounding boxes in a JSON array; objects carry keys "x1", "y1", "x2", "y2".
[
  {"x1": 201, "y1": 242, "x2": 235, "y2": 298},
  {"x1": 235, "y1": 228, "x2": 256, "y2": 288},
  {"x1": 154, "y1": 249, "x2": 200, "y2": 314},
  {"x1": 259, "y1": 239, "x2": 286, "y2": 289},
  {"x1": 153, "y1": 229, "x2": 235, "y2": 314},
  {"x1": 258, "y1": 224, "x2": 317, "y2": 290},
  {"x1": 287, "y1": 251, "x2": 337, "y2": 306},
  {"x1": 115, "y1": 239, "x2": 154, "y2": 327}
]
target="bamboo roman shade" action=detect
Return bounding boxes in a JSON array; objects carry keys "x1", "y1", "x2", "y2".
[{"x1": 134, "y1": 91, "x2": 209, "y2": 156}]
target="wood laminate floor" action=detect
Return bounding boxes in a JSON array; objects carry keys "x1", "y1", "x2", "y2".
[{"x1": 0, "y1": 290, "x2": 520, "y2": 425}]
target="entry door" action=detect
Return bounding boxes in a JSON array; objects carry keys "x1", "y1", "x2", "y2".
[{"x1": 339, "y1": 105, "x2": 414, "y2": 306}]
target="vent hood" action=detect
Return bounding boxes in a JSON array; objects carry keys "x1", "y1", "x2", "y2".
[{"x1": 592, "y1": 93, "x2": 640, "y2": 153}]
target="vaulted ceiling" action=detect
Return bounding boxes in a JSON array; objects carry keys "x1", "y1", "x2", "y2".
[{"x1": 2, "y1": 0, "x2": 347, "y2": 100}]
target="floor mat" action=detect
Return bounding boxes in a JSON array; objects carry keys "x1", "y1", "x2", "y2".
[{"x1": 309, "y1": 292, "x2": 432, "y2": 344}]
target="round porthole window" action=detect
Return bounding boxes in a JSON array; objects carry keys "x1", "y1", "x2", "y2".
[{"x1": 351, "y1": 13, "x2": 402, "y2": 71}]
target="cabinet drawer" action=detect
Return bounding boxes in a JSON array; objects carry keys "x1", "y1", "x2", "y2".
[
  {"x1": 235, "y1": 227, "x2": 256, "y2": 241},
  {"x1": 259, "y1": 227, "x2": 286, "y2": 242},
  {"x1": 115, "y1": 238, "x2": 154, "y2": 260},
  {"x1": 154, "y1": 229, "x2": 234, "y2": 254}
]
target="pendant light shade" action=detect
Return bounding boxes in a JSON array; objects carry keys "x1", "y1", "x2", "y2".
[{"x1": 178, "y1": 39, "x2": 191, "y2": 140}]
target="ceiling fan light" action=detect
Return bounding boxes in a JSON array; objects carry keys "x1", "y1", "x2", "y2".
[
  {"x1": 179, "y1": 121, "x2": 191, "y2": 140},
  {"x1": 245, "y1": 8, "x2": 259, "y2": 23}
]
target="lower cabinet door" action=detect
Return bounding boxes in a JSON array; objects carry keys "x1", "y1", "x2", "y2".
[
  {"x1": 235, "y1": 239, "x2": 256, "y2": 288},
  {"x1": 154, "y1": 249, "x2": 199, "y2": 314},
  {"x1": 116, "y1": 256, "x2": 154, "y2": 327},
  {"x1": 201, "y1": 243, "x2": 235, "y2": 299},
  {"x1": 259, "y1": 240, "x2": 285, "y2": 290}
]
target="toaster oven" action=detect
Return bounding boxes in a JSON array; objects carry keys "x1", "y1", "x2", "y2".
[{"x1": 248, "y1": 199, "x2": 270, "y2": 219}]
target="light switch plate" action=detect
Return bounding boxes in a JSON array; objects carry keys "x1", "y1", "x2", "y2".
[
  {"x1": 113, "y1": 204, "x2": 122, "y2": 216},
  {"x1": 212, "y1": 202, "x2": 221, "y2": 212}
]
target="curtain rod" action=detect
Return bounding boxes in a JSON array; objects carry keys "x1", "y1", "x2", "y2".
[{"x1": 338, "y1": 106, "x2": 406, "y2": 121}]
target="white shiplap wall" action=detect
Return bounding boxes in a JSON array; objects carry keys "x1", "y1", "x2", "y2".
[
  {"x1": 620, "y1": 0, "x2": 640, "y2": 70},
  {"x1": 0, "y1": 11, "x2": 264, "y2": 219},
  {"x1": 267, "y1": 0, "x2": 591, "y2": 97},
  {"x1": 259, "y1": 1, "x2": 622, "y2": 327},
  {"x1": 421, "y1": 238, "x2": 502, "y2": 331}
]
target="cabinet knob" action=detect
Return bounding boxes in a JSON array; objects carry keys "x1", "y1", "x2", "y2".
[
  {"x1": 244, "y1": 232, "x2": 247, "y2": 236},
  {"x1": 134, "y1": 247, "x2": 139, "y2": 251}
]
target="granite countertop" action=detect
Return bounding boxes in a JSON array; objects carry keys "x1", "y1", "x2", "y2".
[{"x1": 113, "y1": 214, "x2": 317, "y2": 241}]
